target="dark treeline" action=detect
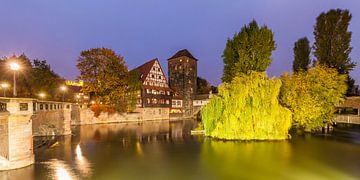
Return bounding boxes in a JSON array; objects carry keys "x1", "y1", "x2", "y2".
[{"x1": 0, "y1": 54, "x2": 74, "y2": 101}]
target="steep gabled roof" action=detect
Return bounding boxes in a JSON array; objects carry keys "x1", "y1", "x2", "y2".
[
  {"x1": 168, "y1": 49, "x2": 198, "y2": 61},
  {"x1": 130, "y1": 58, "x2": 157, "y2": 82}
]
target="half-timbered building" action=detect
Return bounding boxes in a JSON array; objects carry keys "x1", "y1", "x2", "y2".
[{"x1": 130, "y1": 58, "x2": 172, "y2": 109}]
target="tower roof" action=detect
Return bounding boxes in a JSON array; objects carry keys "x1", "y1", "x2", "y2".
[{"x1": 168, "y1": 49, "x2": 198, "y2": 61}]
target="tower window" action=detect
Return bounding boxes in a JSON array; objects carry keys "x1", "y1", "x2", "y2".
[
  {"x1": 180, "y1": 59, "x2": 182, "y2": 62},
  {"x1": 187, "y1": 59, "x2": 189, "y2": 62}
]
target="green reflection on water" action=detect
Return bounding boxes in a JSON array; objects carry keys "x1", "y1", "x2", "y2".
[{"x1": 1, "y1": 120, "x2": 360, "y2": 180}]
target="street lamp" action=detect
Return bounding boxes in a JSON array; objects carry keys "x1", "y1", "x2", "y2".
[
  {"x1": 39, "y1": 93, "x2": 46, "y2": 100},
  {"x1": 9, "y1": 62, "x2": 20, "y2": 97},
  {"x1": 0, "y1": 83, "x2": 9, "y2": 97},
  {"x1": 60, "y1": 86, "x2": 67, "y2": 102}
]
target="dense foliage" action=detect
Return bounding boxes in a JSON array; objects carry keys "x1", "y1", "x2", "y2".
[
  {"x1": 0, "y1": 54, "x2": 67, "y2": 100},
  {"x1": 293, "y1": 37, "x2": 311, "y2": 72},
  {"x1": 202, "y1": 72, "x2": 292, "y2": 140},
  {"x1": 280, "y1": 66, "x2": 347, "y2": 132},
  {"x1": 313, "y1": 9, "x2": 356, "y2": 95},
  {"x1": 77, "y1": 47, "x2": 141, "y2": 112},
  {"x1": 222, "y1": 20, "x2": 276, "y2": 82},
  {"x1": 197, "y1": 76, "x2": 211, "y2": 94}
]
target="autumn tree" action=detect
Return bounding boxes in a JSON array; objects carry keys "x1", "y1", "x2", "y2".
[
  {"x1": 313, "y1": 9, "x2": 356, "y2": 95},
  {"x1": 293, "y1": 37, "x2": 311, "y2": 72},
  {"x1": 77, "y1": 48, "x2": 129, "y2": 112},
  {"x1": 222, "y1": 20, "x2": 276, "y2": 82}
]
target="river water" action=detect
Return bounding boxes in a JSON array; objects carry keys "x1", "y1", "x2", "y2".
[{"x1": 1, "y1": 120, "x2": 360, "y2": 180}]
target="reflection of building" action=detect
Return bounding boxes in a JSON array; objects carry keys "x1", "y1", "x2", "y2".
[{"x1": 168, "y1": 49, "x2": 197, "y2": 116}]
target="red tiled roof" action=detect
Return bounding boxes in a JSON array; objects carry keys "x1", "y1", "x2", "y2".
[
  {"x1": 168, "y1": 49, "x2": 198, "y2": 61},
  {"x1": 130, "y1": 58, "x2": 157, "y2": 82}
]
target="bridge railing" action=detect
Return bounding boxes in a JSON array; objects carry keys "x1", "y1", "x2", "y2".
[{"x1": 335, "y1": 115, "x2": 360, "y2": 124}]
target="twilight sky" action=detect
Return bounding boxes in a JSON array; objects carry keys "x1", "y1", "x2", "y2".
[{"x1": 0, "y1": 0, "x2": 359, "y2": 86}]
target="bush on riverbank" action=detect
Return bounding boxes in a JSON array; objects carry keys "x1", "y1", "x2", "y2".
[
  {"x1": 280, "y1": 65, "x2": 347, "y2": 132},
  {"x1": 90, "y1": 104, "x2": 116, "y2": 117},
  {"x1": 201, "y1": 72, "x2": 292, "y2": 140}
]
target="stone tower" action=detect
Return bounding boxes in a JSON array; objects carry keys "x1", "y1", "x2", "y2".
[{"x1": 168, "y1": 49, "x2": 197, "y2": 116}]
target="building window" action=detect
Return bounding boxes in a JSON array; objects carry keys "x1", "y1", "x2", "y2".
[
  {"x1": 151, "y1": 74, "x2": 155, "y2": 78},
  {"x1": 159, "y1": 76, "x2": 162, "y2": 79},
  {"x1": 187, "y1": 59, "x2": 189, "y2": 62},
  {"x1": 152, "y1": 98, "x2": 157, "y2": 104},
  {"x1": 180, "y1": 59, "x2": 182, "y2": 62},
  {"x1": 172, "y1": 100, "x2": 176, "y2": 105},
  {"x1": 166, "y1": 91, "x2": 170, "y2": 95},
  {"x1": 146, "y1": 89, "x2": 151, "y2": 94},
  {"x1": 166, "y1": 100, "x2": 169, "y2": 104},
  {"x1": 147, "y1": 98, "x2": 151, "y2": 104}
]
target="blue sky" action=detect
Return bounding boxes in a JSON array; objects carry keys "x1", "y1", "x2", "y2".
[{"x1": 0, "y1": 0, "x2": 359, "y2": 85}]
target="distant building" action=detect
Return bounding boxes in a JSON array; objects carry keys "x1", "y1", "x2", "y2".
[
  {"x1": 168, "y1": 49, "x2": 198, "y2": 116},
  {"x1": 130, "y1": 58, "x2": 172, "y2": 108}
]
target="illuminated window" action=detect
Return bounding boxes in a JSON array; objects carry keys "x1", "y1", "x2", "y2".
[
  {"x1": 180, "y1": 59, "x2": 182, "y2": 62},
  {"x1": 147, "y1": 98, "x2": 151, "y2": 104}
]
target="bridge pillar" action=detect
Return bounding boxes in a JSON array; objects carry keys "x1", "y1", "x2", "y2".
[{"x1": 0, "y1": 98, "x2": 34, "y2": 170}]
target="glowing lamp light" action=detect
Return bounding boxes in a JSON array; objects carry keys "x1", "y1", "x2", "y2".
[
  {"x1": 60, "y1": 86, "x2": 67, "y2": 91},
  {"x1": 9, "y1": 62, "x2": 20, "y2": 71},
  {"x1": 39, "y1": 93, "x2": 46, "y2": 98},
  {"x1": 1, "y1": 83, "x2": 9, "y2": 88}
]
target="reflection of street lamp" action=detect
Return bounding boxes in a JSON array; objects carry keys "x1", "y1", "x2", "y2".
[
  {"x1": 0, "y1": 83, "x2": 9, "y2": 97},
  {"x1": 9, "y1": 62, "x2": 20, "y2": 97},
  {"x1": 60, "y1": 86, "x2": 67, "y2": 102},
  {"x1": 39, "y1": 93, "x2": 46, "y2": 100}
]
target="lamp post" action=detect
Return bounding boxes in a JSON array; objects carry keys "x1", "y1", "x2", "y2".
[
  {"x1": 39, "y1": 93, "x2": 46, "y2": 100},
  {"x1": 0, "y1": 83, "x2": 9, "y2": 97},
  {"x1": 60, "y1": 86, "x2": 67, "y2": 102},
  {"x1": 9, "y1": 62, "x2": 20, "y2": 97}
]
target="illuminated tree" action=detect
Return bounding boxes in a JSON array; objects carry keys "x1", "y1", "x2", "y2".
[
  {"x1": 280, "y1": 65, "x2": 347, "y2": 132},
  {"x1": 202, "y1": 72, "x2": 292, "y2": 140},
  {"x1": 222, "y1": 20, "x2": 276, "y2": 82}
]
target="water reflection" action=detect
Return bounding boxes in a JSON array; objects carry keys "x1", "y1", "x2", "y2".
[
  {"x1": 75, "y1": 144, "x2": 92, "y2": 177},
  {"x1": 43, "y1": 159, "x2": 75, "y2": 180},
  {"x1": 4, "y1": 120, "x2": 360, "y2": 179}
]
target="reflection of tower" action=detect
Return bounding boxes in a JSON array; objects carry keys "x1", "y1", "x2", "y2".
[{"x1": 168, "y1": 49, "x2": 197, "y2": 116}]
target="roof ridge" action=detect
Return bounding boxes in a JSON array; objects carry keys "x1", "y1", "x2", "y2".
[{"x1": 168, "y1": 49, "x2": 198, "y2": 61}]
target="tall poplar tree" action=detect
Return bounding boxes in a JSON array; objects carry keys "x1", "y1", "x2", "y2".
[
  {"x1": 313, "y1": 9, "x2": 356, "y2": 94},
  {"x1": 222, "y1": 20, "x2": 276, "y2": 83},
  {"x1": 293, "y1": 37, "x2": 311, "y2": 72}
]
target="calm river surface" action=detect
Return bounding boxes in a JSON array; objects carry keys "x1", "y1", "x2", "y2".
[{"x1": 1, "y1": 120, "x2": 360, "y2": 180}]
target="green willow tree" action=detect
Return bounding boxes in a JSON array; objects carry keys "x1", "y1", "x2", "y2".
[
  {"x1": 313, "y1": 9, "x2": 356, "y2": 95},
  {"x1": 222, "y1": 20, "x2": 276, "y2": 82},
  {"x1": 280, "y1": 66, "x2": 347, "y2": 132},
  {"x1": 77, "y1": 48, "x2": 129, "y2": 112},
  {"x1": 202, "y1": 72, "x2": 292, "y2": 140},
  {"x1": 293, "y1": 37, "x2": 311, "y2": 72}
]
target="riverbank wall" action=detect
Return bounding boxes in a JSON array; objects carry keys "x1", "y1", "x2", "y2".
[{"x1": 71, "y1": 106, "x2": 170, "y2": 125}]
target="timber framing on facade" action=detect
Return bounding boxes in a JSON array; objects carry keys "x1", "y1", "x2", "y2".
[{"x1": 130, "y1": 58, "x2": 172, "y2": 108}]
